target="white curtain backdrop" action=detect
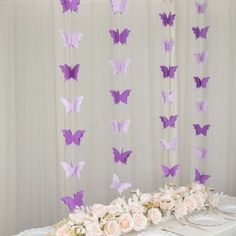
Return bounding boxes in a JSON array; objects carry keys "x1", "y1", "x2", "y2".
[{"x1": 0, "y1": 0, "x2": 236, "y2": 235}]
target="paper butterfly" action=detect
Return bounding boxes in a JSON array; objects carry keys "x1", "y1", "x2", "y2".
[
  {"x1": 60, "y1": 161, "x2": 85, "y2": 178},
  {"x1": 195, "y1": 169, "x2": 210, "y2": 184},
  {"x1": 111, "y1": 119, "x2": 131, "y2": 133},
  {"x1": 195, "y1": 101, "x2": 208, "y2": 112},
  {"x1": 163, "y1": 39, "x2": 175, "y2": 53},
  {"x1": 159, "y1": 12, "x2": 176, "y2": 27},
  {"x1": 109, "y1": 59, "x2": 131, "y2": 75},
  {"x1": 61, "y1": 191, "x2": 84, "y2": 212},
  {"x1": 194, "y1": 51, "x2": 208, "y2": 64},
  {"x1": 110, "y1": 0, "x2": 128, "y2": 14},
  {"x1": 160, "y1": 138, "x2": 177, "y2": 151},
  {"x1": 60, "y1": 96, "x2": 84, "y2": 113},
  {"x1": 60, "y1": 0, "x2": 80, "y2": 13},
  {"x1": 160, "y1": 65, "x2": 178, "y2": 78},
  {"x1": 111, "y1": 174, "x2": 131, "y2": 195},
  {"x1": 110, "y1": 89, "x2": 131, "y2": 104},
  {"x1": 161, "y1": 164, "x2": 179, "y2": 177},
  {"x1": 193, "y1": 124, "x2": 210, "y2": 136},
  {"x1": 193, "y1": 76, "x2": 210, "y2": 88},
  {"x1": 59, "y1": 64, "x2": 80, "y2": 81},
  {"x1": 195, "y1": 1, "x2": 208, "y2": 14},
  {"x1": 193, "y1": 147, "x2": 208, "y2": 159},
  {"x1": 62, "y1": 129, "x2": 85, "y2": 145},
  {"x1": 60, "y1": 30, "x2": 83, "y2": 48},
  {"x1": 112, "y1": 147, "x2": 132, "y2": 164},
  {"x1": 109, "y1": 28, "x2": 130, "y2": 45},
  {"x1": 160, "y1": 115, "x2": 178, "y2": 128},
  {"x1": 192, "y1": 26, "x2": 209, "y2": 39},
  {"x1": 161, "y1": 91, "x2": 176, "y2": 103}
]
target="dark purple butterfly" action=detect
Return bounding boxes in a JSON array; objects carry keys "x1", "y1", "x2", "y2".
[
  {"x1": 192, "y1": 26, "x2": 209, "y2": 39},
  {"x1": 109, "y1": 28, "x2": 130, "y2": 45},
  {"x1": 59, "y1": 64, "x2": 80, "y2": 81},
  {"x1": 160, "y1": 115, "x2": 178, "y2": 128},
  {"x1": 195, "y1": 169, "x2": 210, "y2": 184},
  {"x1": 193, "y1": 76, "x2": 210, "y2": 88},
  {"x1": 193, "y1": 124, "x2": 210, "y2": 136},
  {"x1": 62, "y1": 129, "x2": 85, "y2": 145},
  {"x1": 110, "y1": 89, "x2": 131, "y2": 104},
  {"x1": 159, "y1": 12, "x2": 176, "y2": 27},
  {"x1": 161, "y1": 164, "x2": 179, "y2": 177},
  {"x1": 112, "y1": 147, "x2": 132, "y2": 164},
  {"x1": 160, "y1": 65, "x2": 178, "y2": 78},
  {"x1": 61, "y1": 191, "x2": 84, "y2": 212},
  {"x1": 60, "y1": 0, "x2": 80, "y2": 13}
]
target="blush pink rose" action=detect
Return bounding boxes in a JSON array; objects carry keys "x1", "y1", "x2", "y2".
[
  {"x1": 119, "y1": 213, "x2": 134, "y2": 233},
  {"x1": 104, "y1": 221, "x2": 121, "y2": 236},
  {"x1": 147, "y1": 208, "x2": 162, "y2": 224},
  {"x1": 133, "y1": 214, "x2": 148, "y2": 231}
]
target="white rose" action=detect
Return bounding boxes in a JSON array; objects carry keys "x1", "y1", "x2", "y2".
[
  {"x1": 147, "y1": 208, "x2": 162, "y2": 225},
  {"x1": 119, "y1": 213, "x2": 134, "y2": 233},
  {"x1": 159, "y1": 195, "x2": 175, "y2": 211},
  {"x1": 129, "y1": 202, "x2": 145, "y2": 215},
  {"x1": 193, "y1": 193, "x2": 206, "y2": 209},
  {"x1": 104, "y1": 221, "x2": 121, "y2": 236},
  {"x1": 184, "y1": 195, "x2": 198, "y2": 212},
  {"x1": 133, "y1": 214, "x2": 148, "y2": 231},
  {"x1": 56, "y1": 225, "x2": 75, "y2": 236},
  {"x1": 69, "y1": 211, "x2": 85, "y2": 224},
  {"x1": 85, "y1": 222, "x2": 103, "y2": 236},
  {"x1": 91, "y1": 204, "x2": 107, "y2": 218},
  {"x1": 107, "y1": 204, "x2": 123, "y2": 216},
  {"x1": 174, "y1": 202, "x2": 188, "y2": 219},
  {"x1": 150, "y1": 194, "x2": 160, "y2": 206},
  {"x1": 140, "y1": 193, "x2": 152, "y2": 204}
]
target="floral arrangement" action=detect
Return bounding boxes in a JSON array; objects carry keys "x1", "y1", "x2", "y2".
[{"x1": 56, "y1": 183, "x2": 224, "y2": 236}]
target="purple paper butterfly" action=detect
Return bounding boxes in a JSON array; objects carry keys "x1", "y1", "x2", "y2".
[
  {"x1": 109, "y1": 59, "x2": 131, "y2": 75},
  {"x1": 193, "y1": 76, "x2": 210, "y2": 88},
  {"x1": 111, "y1": 119, "x2": 131, "y2": 133},
  {"x1": 160, "y1": 138, "x2": 177, "y2": 151},
  {"x1": 161, "y1": 164, "x2": 179, "y2": 177},
  {"x1": 111, "y1": 174, "x2": 131, "y2": 195},
  {"x1": 160, "y1": 115, "x2": 178, "y2": 128},
  {"x1": 194, "y1": 51, "x2": 208, "y2": 64},
  {"x1": 195, "y1": 1, "x2": 208, "y2": 14},
  {"x1": 193, "y1": 124, "x2": 210, "y2": 136},
  {"x1": 110, "y1": 0, "x2": 128, "y2": 14},
  {"x1": 60, "y1": 0, "x2": 80, "y2": 13},
  {"x1": 192, "y1": 26, "x2": 209, "y2": 39},
  {"x1": 112, "y1": 147, "x2": 132, "y2": 165},
  {"x1": 195, "y1": 100, "x2": 208, "y2": 112},
  {"x1": 195, "y1": 169, "x2": 210, "y2": 184},
  {"x1": 60, "y1": 96, "x2": 84, "y2": 113},
  {"x1": 161, "y1": 91, "x2": 176, "y2": 103},
  {"x1": 61, "y1": 161, "x2": 85, "y2": 178},
  {"x1": 59, "y1": 64, "x2": 80, "y2": 81},
  {"x1": 109, "y1": 28, "x2": 130, "y2": 45},
  {"x1": 61, "y1": 191, "x2": 84, "y2": 212},
  {"x1": 60, "y1": 30, "x2": 83, "y2": 48},
  {"x1": 62, "y1": 129, "x2": 85, "y2": 145},
  {"x1": 163, "y1": 39, "x2": 175, "y2": 53},
  {"x1": 110, "y1": 89, "x2": 131, "y2": 104},
  {"x1": 193, "y1": 147, "x2": 208, "y2": 159},
  {"x1": 160, "y1": 65, "x2": 178, "y2": 78},
  {"x1": 159, "y1": 12, "x2": 176, "y2": 27}
]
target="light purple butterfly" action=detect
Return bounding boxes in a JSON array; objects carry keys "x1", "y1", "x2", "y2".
[
  {"x1": 193, "y1": 76, "x2": 210, "y2": 88},
  {"x1": 111, "y1": 174, "x2": 131, "y2": 195},
  {"x1": 111, "y1": 119, "x2": 131, "y2": 133},
  {"x1": 110, "y1": 0, "x2": 128, "y2": 14},
  {"x1": 161, "y1": 164, "x2": 179, "y2": 177},
  {"x1": 195, "y1": 169, "x2": 210, "y2": 184},
  {"x1": 195, "y1": 101, "x2": 208, "y2": 112},
  {"x1": 163, "y1": 39, "x2": 175, "y2": 53},
  {"x1": 112, "y1": 147, "x2": 132, "y2": 165},
  {"x1": 61, "y1": 191, "x2": 84, "y2": 212},
  {"x1": 60, "y1": 0, "x2": 80, "y2": 13},
  {"x1": 60, "y1": 161, "x2": 85, "y2": 178},
  {"x1": 109, "y1": 59, "x2": 131, "y2": 75},
  {"x1": 160, "y1": 65, "x2": 178, "y2": 78},
  {"x1": 192, "y1": 26, "x2": 209, "y2": 39},
  {"x1": 193, "y1": 124, "x2": 210, "y2": 136},
  {"x1": 160, "y1": 138, "x2": 177, "y2": 151},
  {"x1": 159, "y1": 12, "x2": 176, "y2": 27},
  {"x1": 195, "y1": 1, "x2": 208, "y2": 14},
  {"x1": 161, "y1": 91, "x2": 176, "y2": 103},
  {"x1": 62, "y1": 129, "x2": 85, "y2": 145},
  {"x1": 60, "y1": 30, "x2": 83, "y2": 48},
  {"x1": 110, "y1": 89, "x2": 131, "y2": 104},
  {"x1": 160, "y1": 115, "x2": 178, "y2": 128},
  {"x1": 193, "y1": 147, "x2": 208, "y2": 159},
  {"x1": 109, "y1": 28, "x2": 130, "y2": 45},
  {"x1": 194, "y1": 51, "x2": 208, "y2": 64},
  {"x1": 59, "y1": 64, "x2": 80, "y2": 81},
  {"x1": 60, "y1": 96, "x2": 84, "y2": 113}
]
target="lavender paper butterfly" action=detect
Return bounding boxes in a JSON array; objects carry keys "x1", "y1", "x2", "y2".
[
  {"x1": 60, "y1": 96, "x2": 84, "y2": 113},
  {"x1": 62, "y1": 129, "x2": 85, "y2": 145},
  {"x1": 160, "y1": 115, "x2": 178, "y2": 128},
  {"x1": 59, "y1": 64, "x2": 80, "y2": 81},
  {"x1": 195, "y1": 169, "x2": 210, "y2": 184},
  {"x1": 161, "y1": 164, "x2": 179, "y2": 177},
  {"x1": 163, "y1": 39, "x2": 175, "y2": 53},
  {"x1": 195, "y1": 101, "x2": 208, "y2": 112},
  {"x1": 109, "y1": 59, "x2": 131, "y2": 75},
  {"x1": 110, "y1": 89, "x2": 131, "y2": 104},
  {"x1": 60, "y1": 30, "x2": 83, "y2": 48},
  {"x1": 160, "y1": 65, "x2": 178, "y2": 78},
  {"x1": 112, "y1": 147, "x2": 132, "y2": 165},
  {"x1": 60, "y1": 161, "x2": 85, "y2": 178},
  {"x1": 194, "y1": 76, "x2": 210, "y2": 88},
  {"x1": 161, "y1": 91, "x2": 176, "y2": 103},
  {"x1": 61, "y1": 191, "x2": 84, "y2": 212},
  {"x1": 193, "y1": 124, "x2": 210, "y2": 136},
  {"x1": 192, "y1": 26, "x2": 209, "y2": 39},
  {"x1": 111, "y1": 174, "x2": 131, "y2": 195},
  {"x1": 109, "y1": 28, "x2": 130, "y2": 45},
  {"x1": 159, "y1": 12, "x2": 176, "y2": 27},
  {"x1": 110, "y1": 0, "x2": 128, "y2": 14},
  {"x1": 60, "y1": 0, "x2": 80, "y2": 13},
  {"x1": 195, "y1": 1, "x2": 208, "y2": 14},
  {"x1": 111, "y1": 119, "x2": 131, "y2": 133},
  {"x1": 193, "y1": 147, "x2": 208, "y2": 159},
  {"x1": 160, "y1": 138, "x2": 177, "y2": 151},
  {"x1": 194, "y1": 51, "x2": 208, "y2": 64}
]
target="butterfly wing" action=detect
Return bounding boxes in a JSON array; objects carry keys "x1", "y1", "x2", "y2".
[
  {"x1": 60, "y1": 0, "x2": 69, "y2": 13},
  {"x1": 167, "y1": 12, "x2": 176, "y2": 26},
  {"x1": 200, "y1": 51, "x2": 208, "y2": 63},
  {"x1": 169, "y1": 138, "x2": 177, "y2": 151},
  {"x1": 169, "y1": 115, "x2": 178, "y2": 127},
  {"x1": 195, "y1": 1, "x2": 208, "y2": 14},
  {"x1": 194, "y1": 168, "x2": 201, "y2": 182},
  {"x1": 110, "y1": 0, "x2": 120, "y2": 14},
  {"x1": 168, "y1": 66, "x2": 178, "y2": 78},
  {"x1": 202, "y1": 124, "x2": 210, "y2": 136},
  {"x1": 112, "y1": 147, "x2": 121, "y2": 163},
  {"x1": 119, "y1": 0, "x2": 129, "y2": 14},
  {"x1": 169, "y1": 164, "x2": 179, "y2": 177},
  {"x1": 159, "y1": 13, "x2": 168, "y2": 27},
  {"x1": 119, "y1": 119, "x2": 131, "y2": 133},
  {"x1": 60, "y1": 97, "x2": 72, "y2": 113},
  {"x1": 73, "y1": 130, "x2": 85, "y2": 145},
  {"x1": 168, "y1": 91, "x2": 176, "y2": 103},
  {"x1": 74, "y1": 161, "x2": 85, "y2": 177},
  {"x1": 120, "y1": 28, "x2": 130, "y2": 45},
  {"x1": 109, "y1": 29, "x2": 119, "y2": 44},
  {"x1": 160, "y1": 116, "x2": 169, "y2": 128},
  {"x1": 201, "y1": 26, "x2": 209, "y2": 38},
  {"x1": 163, "y1": 39, "x2": 174, "y2": 52},
  {"x1": 62, "y1": 129, "x2": 73, "y2": 145},
  {"x1": 71, "y1": 64, "x2": 80, "y2": 80},
  {"x1": 70, "y1": 0, "x2": 80, "y2": 12},
  {"x1": 120, "y1": 59, "x2": 131, "y2": 74},
  {"x1": 60, "y1": 30, "x2": 69, "y2": 46},
  {"x1": 120, "y1": 89, "x2": 131, "y2": 104},
  {"x1": 160, "y1": 66, "x2": 169, "y2": 78},
  {"x1": 110, "y1": 90, "x2": 120, "y2": 104},
  {"x1": 59, "y1": 64, "x2": 71, "y2": 80},
  {"x1": 111, "y1": 120, "x2": 119, "y2": 132},
  {"x1": 72, "y1": 96, "x2": 84, "y2": 113},
  {"x1": 71, "y1": 32, "x2": 83, "y2": 48},
  {"x1": 61, "y1": 196, "x2": 76, "y2": 212},
  {"x1": 193, "y1": 124, "x2": 201, "y2": 135},
  {"x1": 193, "y1": 77, "x2": 201, "y2": 88},
  {"x1": 192, "y1": 27, "x2": 200, "y2": 39},
  {"x1": 117, "y1": 182, "x2": 131, "y2": 195},
  {"x1": 161, "y1": 164, "x2": 170, "y2": 177},
  {"x1": 111, "y1": 174, "x2": 120, "y2": 190},
  {"x1": 74, "y1": 191, "x2": 84, "y2": 207},
  {"x1": 201, "y1": 77, "x2": 210, "y2": 88},
  {"x1": 60, "y1": 162, "x2": 74, "y2": 178},
  {"x1": 120, "y1": 150, "x2": 132, "y2": 164},
  {"x1": 109, "y1": 60, "x2": 120, "y2": 75},
  {"x1": 200, "y1": 174, "x2": 210, "y2": 184}
]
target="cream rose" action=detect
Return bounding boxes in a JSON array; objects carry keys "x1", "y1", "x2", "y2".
[
  {"x1": 85, "y1": 222, "x2": 103, "y2": 236},
  {"x1": 91, "y1": 204, "x2": 107, "y2": 218},
  {"x1": 104, "y1": 220, "x2": 121, "y2": 236},
  {"x1": 174, "y1": 202, "x2": 188, "y2": 219},
  {"x1": 129, "y1": 202, "x2": 145, "y2": 215},
  {"x1": 159, "y1": 195, "x2": 175, "y2": 211},
  {"x1": 147, "y1": 208, "x2": 162, "y2": 224},
  {"x1": 133, "y1": 214, "x2": 148, "y2": 231},
  {"x1": 184, "y1": 195, "x2": 198, "y2": 212},
  {"x1": 119, "y1": 213, "x2": 134, "y2": 233}
]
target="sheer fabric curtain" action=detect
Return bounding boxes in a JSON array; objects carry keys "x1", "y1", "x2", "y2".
[{"x1": 0, "y1": 0, "x2": 236, "y2": 235}]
